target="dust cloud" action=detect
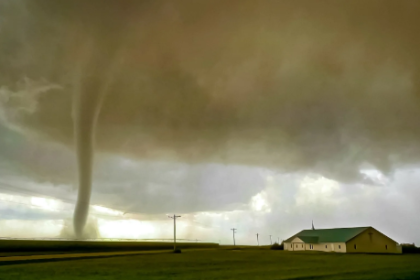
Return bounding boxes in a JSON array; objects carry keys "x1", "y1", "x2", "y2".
[
  {"x1": 1, "y1": 0, "x2": 420, "y2": 236},
  {"x1": 59, "y1": 218, "x2": 99, "y2": 240}
]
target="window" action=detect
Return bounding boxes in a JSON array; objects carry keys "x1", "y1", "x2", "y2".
[
  {"x1": 354, "y1": 244, "x2": 357, "y2": 250},
  {"x1": 339, "y1": 245, "x2": 341, "y2": 249},
  {"x1": 325, "y1": 245, "x2": 327, "y2": 249},
  {"x1": 386, "y1": 245, "x2": 388, "y2": 250},
  {"x1": 302, "y1": 244, "x2": 303, "y2": 248}
]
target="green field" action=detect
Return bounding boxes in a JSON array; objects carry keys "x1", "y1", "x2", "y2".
[
  {"x1": 0, "y1": 240, "x2": 218, "y2": 255},
  {"x1": 1, "y1": 248, "x2": 419, "y2": 279}
]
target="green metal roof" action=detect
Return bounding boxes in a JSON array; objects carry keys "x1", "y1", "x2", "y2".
[
  {"x1": 285, "y1": 227, "x2": 370, "y2": 243},
  {"x1": 298, "y1": 236, "x2": 319, "y2": 243}
]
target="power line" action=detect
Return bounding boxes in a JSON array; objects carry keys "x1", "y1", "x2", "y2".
[
  {"x1": 231, "y1": 228, "x2": 237, "y2": 246},
  {"x1": 168, "y1": 214, "x2": 181, "y2": 251}
]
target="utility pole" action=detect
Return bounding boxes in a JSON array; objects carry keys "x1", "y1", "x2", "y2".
[
  {"x1": 269, "y1": 235, "x2": 272, "y2": 245},
  {"x1": 278, "y1": 237, "x2": 280, "y2": 244},
  {"x1": 256, "y1": 233, "x2": 259, "y2": 246},
  {"x1": 168, "y1": 214, "x2": 181, "y2": 251},
  {"x1": 231, "y1": 228, "x2": 237, "y2": 246}
]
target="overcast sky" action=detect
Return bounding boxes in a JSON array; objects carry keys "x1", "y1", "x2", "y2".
[{"x1": 0, "y1": 0, "x2": 419, "y2": 245}]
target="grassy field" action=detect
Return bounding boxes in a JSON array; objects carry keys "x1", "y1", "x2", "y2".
[
  {"x1": 1, "y1": 249, "x2": 419, "y2": 279},
  {"x1": 0, "y1": 240, "x2": 218, "y2": 255}
]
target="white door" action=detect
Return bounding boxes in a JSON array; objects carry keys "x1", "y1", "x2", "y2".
[{"x1": 331, "y1": 244, "x2": 335, "y2": 251}]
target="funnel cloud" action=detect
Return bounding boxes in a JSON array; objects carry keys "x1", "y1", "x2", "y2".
[
  {"x1": 72, "y1": 73, "x2": 105, "y2": 238},
  {"x1": 1, "y1": 0, "x2": 420, "y2": 236}
]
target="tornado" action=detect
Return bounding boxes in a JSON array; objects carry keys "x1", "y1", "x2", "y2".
[
  {"x1": 72, "y1": 72, "x2": 106, "y2": 239},
  {"x1": 69, "y1": 4, "x2": 125, "y2": 237}
]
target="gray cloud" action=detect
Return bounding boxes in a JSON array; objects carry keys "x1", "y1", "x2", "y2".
[
  {"x1": 0, "y1": 204, "x2": 65, "y2": 221},
  {"x1": 0, "y1": 125, "x2": 266, "y2": 214},
  {"x1": 0, "y1": 0, "x2": 420, "y2": 184},
  {"x1": 231, "y1": 170, "x2": 420, "y2": 245},
  {"x1": 1, "y1": 1, "x2": 420, "y2": 240},
  {"x1": 91, "y1": 159, "x2": 266, "y2": 213}
]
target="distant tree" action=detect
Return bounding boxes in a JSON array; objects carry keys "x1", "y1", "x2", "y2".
[
  {"x1": 401, "y1": 243, "x2": 420, "y2": 254},
  {"x1": 270, "y1": 242, "x2": 284, "y2": 250}
]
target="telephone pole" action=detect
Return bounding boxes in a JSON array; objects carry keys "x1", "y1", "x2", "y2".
[
  {"x1": 168, "y1": 214, "x2": 181, "y2": 251},
  {"x1": 278, "y1": 237, "x2": 280, "y2": 244},
  {"x1": 269, "y1": 235, "x2": 272, "y2": 245},
  {"x1": 256, "y1": 233, "x2": 259, "y2": 246},
  {"x1": 231, "y1": 228, "x2": 237, "y2": 246}
]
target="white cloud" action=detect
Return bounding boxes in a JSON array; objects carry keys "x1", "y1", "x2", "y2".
[
  {"x1": 360, "y1": 168, "x2": 389, "y2": 185},
  {"x1": 30, "y1": 197, "x2": 62, "y2": 212},
  {"x1": 0, "y1": 219, "x2": 63, "y2": 238},
  {"x1": 295, "y1": 175, "x2": 341, "y2": 208},
  {"x1": 97, "y1": 219, "x2": 157, "y2": 239},
  {"x1": 250, "y1": 191, "x2": 271, "y2": 213},
  {"x1": 91, "y1": 205, "x2": 124, "y2": 217}
]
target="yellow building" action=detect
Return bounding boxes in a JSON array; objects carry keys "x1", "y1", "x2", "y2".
[{"x1": 284, "y1": 227, "x2": 402, "y2": 254}]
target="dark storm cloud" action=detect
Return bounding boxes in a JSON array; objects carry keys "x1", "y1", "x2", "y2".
[
  {"x1": 0, "y1": 125, "x2": 266, "y2": 214},
  {"x1": 91, "y1": 159, "x2": 266, "y2": 213},
  {"x1": 0, "y1": 124, "x2": 76, "y2": 185},
  {"x1": 1, "y1": 1, "x2": 420, "y2": 182}
]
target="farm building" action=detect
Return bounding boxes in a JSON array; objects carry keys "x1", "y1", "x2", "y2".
[{"x1": 284, "y1": 227, "x2": 401, "y2": 254}]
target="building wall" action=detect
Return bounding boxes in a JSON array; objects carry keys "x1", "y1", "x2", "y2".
[
  {"x1": 284, "y1": 238, "x2": 305, "y2": 251},
  {"x1": 292, "y1": 242, "x2": 305, "y2": 251},
  {"x1": 331, "y1": 242, "x2": 346, "y2": 253},
  {"x1": 285, "y1": 242, "x2": 347, "y2": 252},
  {"x1": 346, "y1": 228, "x2": 401, "y2": 254},
  {"x1": 306, "y1": 243, "x2": 346, "y2": 253},
  {"x1": 284, "y1": 242, "x2": 302, "y2": 251}
]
